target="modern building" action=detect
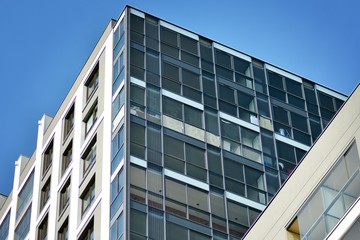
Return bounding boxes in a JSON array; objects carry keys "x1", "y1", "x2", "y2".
[
  {"x1": 0, "y1": 5, "x2": 348, "y2": 240},
  {"x1": 243, "y1": 84, "x2": 360, "y2": 240}
]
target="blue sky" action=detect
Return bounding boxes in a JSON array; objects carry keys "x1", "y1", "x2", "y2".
[{"x1": 0, "y1": 0, "x2": 359, "y2": 194}]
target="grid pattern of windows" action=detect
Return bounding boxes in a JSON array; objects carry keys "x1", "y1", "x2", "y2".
[{"x1": 116, "y1": 10, "x2": 347, "y2": 240}]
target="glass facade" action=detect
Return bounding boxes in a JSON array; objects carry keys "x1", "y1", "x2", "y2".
[{"x1": 109, "y1": 8, "x2": 346, "y2": 240}]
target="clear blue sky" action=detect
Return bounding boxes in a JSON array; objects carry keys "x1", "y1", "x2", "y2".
[{"x1": 0, "y1": 0, "x2": 359, "y2": 194}]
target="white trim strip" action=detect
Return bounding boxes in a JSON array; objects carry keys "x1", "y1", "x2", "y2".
[
  {"x1": 219, "y1": 112, "x2": 260, "y2": 133},
  {"x1": 110, "y1": 159, "x2": 124, "y2": 182},
  {"x1": 159, "y1": 20, "x2": 199, "y2": 40},
  {"x1": 162, "y1": 89, "x2": 204, "y2": 111},
  {"x1": 80, "y1": 114, "x2": 104, "y2": 156},
  {"x1": 130, "y1": 77, "x2": 146, "y2": 88},
  {"x1": 316, "y1": 85, "x2": 347, "y2": 101},
  {"x1": 0, "y1": 206, "x2": 11, "y2": 224},
  {"x1": 213, "y1": 42, "x2": 251, "y2": 62},
  {"x1": 130, "y1": 8, "x2": 145, "y2": 18},
  {"x1": 265, "y1": 64, "x2": 302, "y2": 83},
  {"x1": 164, "y1": 169, "x2": 209, "y2": 191},
  {"x1": 226, "y1": 191, "x2": 266, "y2": 211},
  {"x1": 113, "y1": 11, "x2": 126, "y2": 30},
  {"x1": 112, "y1": 107, "x2": 124, "y2": 132},
  {"x1": 57, "y1": 170, "x2": 72, "y2": 192},
  {"x1": 274, "y1": 133, "x2": 310, "y2": 151},
  {"x1": 16, "y1": 165, "x2": 35, "y2": 194},
  {"x1": 130, "y1": 156, "x2": 147, "y2": 168},
  {"x1": 112, "y1": 80, "x2": 125, "y2": 102},
  {"x1": 327, "y1": 198, "x2": 360, "y2": 240}
]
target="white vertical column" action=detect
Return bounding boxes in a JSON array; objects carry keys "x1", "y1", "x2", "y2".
[
  {"x1": 6, "y1": 155, "x2": 21, "y2": 240},
  {"x1": 100, "y1": 28, "x2": 114, "y2": 240},
  {"x1": 46, "y1": 122, "x2": 62, "y2": 240},
  {"x1": 68, "y1": 81, "x2": 84, "y2": 240},
  {"x1": 28, "y1": 116, "x2": 47, "y2": 239}
]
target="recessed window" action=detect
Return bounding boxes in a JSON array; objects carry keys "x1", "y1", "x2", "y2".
[
  {"x1": 84, "y1": 102, "x2": 98, "y2": 135},
  {"x1": 85, "y1": 65, "x2": 99, "y2": 101},
  {"x1": 64, "y1": 104, "x2": 75, "y2": 139},
  {"x1": 234, "y1": 57, "x2": 251, "y2": 77},
  {"x1": 58, "y1": 218, "x2": 69, "y2": 240},
  {"x1": 40, "y1": 179, "x2": 51, "y2": 210},
  {"x1": 79, "y1": 219, "x2": 94, "y2": 240},
  {"x1": 81, "y1": 177, "x2": 95, "y2": 216},
  {"x1": 59, "y1": 178, "x2": 71, "y2": 215},
  {"x1": 43, "y1": 140, "x2": 54, "y2": 176},
  {"x1": 62, "y1": 141, "x2": 72, "y2": 175},
  {"x1": 37, "y1": 215, "x2": 48, "y2": 240},
  {"x1": 82, "y1": 137, "x2": 97, "y2": 175},
  {"x1": 215, "y1": 49, "x2": 231, "y2": 69}
]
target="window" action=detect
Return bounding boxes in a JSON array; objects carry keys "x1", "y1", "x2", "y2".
[
  {"x1": 58, "y1": 219, "x2": 69, "y2": 240},
  {"x1": 38, "y1": 215, "x2": 48, "y2": 240},
  {"x1": 110, "y1": 213, "x2": 124, "y2": 240},
  {"x1": 15, "y1": 205, "x2": 31, "y2": 240},
  {"x1": 163, "y1": 96, "x2": 182, "y2": 120},
  {"x1": 165, "y1": 178, "x2": 210, "y2": 226},
  {"x1": 162, "y1": 96, "x2": 204, "y2": 129},
  {"x1": 16, "y1": 171, "x2": 34, "y2": 220},
  {"x1": 205, "y1": 108, "x2": 219, "y2": 135},
  {"x1": 130, "y1": 122, "x2": 145, "y2": 159},
  {"x1": 130, "y1": 165, "x2": 146, "y2": 204},
  {"x1": 81, "y1": 177, "x2": 95, "y2": 215},
  {"x1": 79, "y1": 220, "x2": 94, "y2": 240},
  {"x1": 130, "y1": 208, "x2": 146, "y2": 239},
  {"x1": 184, "y1": 105, "x2": 203, "y2": 128},
  {"x1": 83, "y1": 137, "x2": 97, "y2": 175},
  {"x1": 227, "y1": 200, "x2": 261, "y2": 238},
  {"x1": 0, "y1": 210, "x2": 10, "y2": 240},
  {"x1": 84, "y1": 102, "x2": 98, "y2": 135},
  {"x1": 111, "y1": 127, "x2": 124, "y2": 174},
  {"x1": 85, "y1": 65, "x2": 99, "y2": 101},
  {"x1": 288, "y1": 142, "x2": 360, "y2": 239},
  {"x1": 110, "y1": 169, "x2": 124, "y2": 219},
  {"x1": 62, "y1": 141, "x2": 72, "y2": 175},
  {"x1": 224, "y1": 158, "x2": 266, "y2": 204},
  {"x1": 112, "y1": 88, "x2": 125, "y2": 120},
  {"x1": 43, "y1": 141, "x2": 53, "y2": 175},
  {"x1": 59, "y1": 178, "x2": 71, "y2": 214},
  {"x1": 64, "y1": 104, "x2": 74, "y2": 139},
  {"x1": 40, "y1": 179, "x2": 51, "y2": 210}
]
